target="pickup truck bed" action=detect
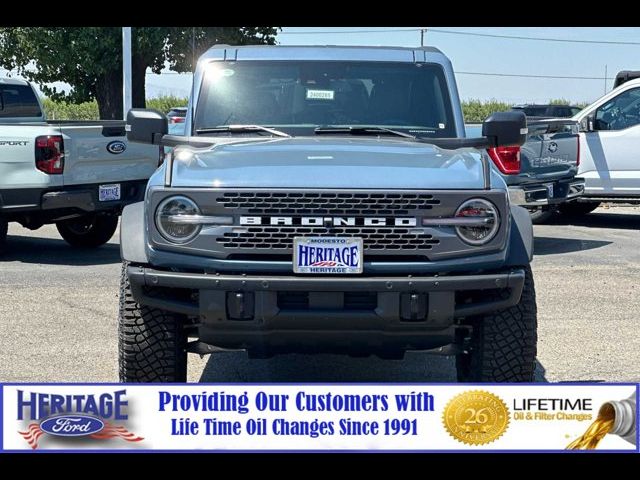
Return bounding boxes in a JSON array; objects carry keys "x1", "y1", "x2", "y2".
[
  {"x1": 1, "y1": 120, "x2": 158, "y2": 212},
  {"x1": 0, "y1": 78, "x2": 160, "y2": 251}
]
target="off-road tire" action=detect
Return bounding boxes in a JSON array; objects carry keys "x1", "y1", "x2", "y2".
[
  {"x1": 56, "y1": 215, "x2": 118, "y2": 248},
  {"x1": 456, "y1": 266, "x2": 537, "y2": 382},
  {"x1": 558, "y1": 201, "x2": 601, "y2": 217},
  {"x1": 0, "y1": 217, "x2": 7, "y2": 254},
  {"x1": 118, "y1": 263, "x2": 187, "y2": 382},
  {"x1": 526, "y1": 206, "x2": 555, "y2": 224}
]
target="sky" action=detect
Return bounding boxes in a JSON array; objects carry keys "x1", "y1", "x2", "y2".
[
  {"x1": 4, "y1": 27, "x2": 640, "y2": 105},
  {"x1": 144, "y1": 27, "x2": 640, "y2": 105}
]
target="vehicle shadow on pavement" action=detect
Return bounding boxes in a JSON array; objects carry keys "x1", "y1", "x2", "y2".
[
  {"x1": 199, "y1": 353, "x2": 550, "y2": 383},
  {"x1": 2, "y1": 234, "x2": 120, "y2": 266},
  {"x1": 547, "y1": 211, "x2": 640, "y2": 230},
  {"x1": 533, "y1": 237, "x2": 611, "y2": 256}
]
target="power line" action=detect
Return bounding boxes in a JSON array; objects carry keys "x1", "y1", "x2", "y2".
[
  {"x1": 278, "y1": 26, "x2": 640, "y2": 46},
  {"x1": 428, "y1": 28, "x2": 640, "y2": 46},
  {"x1": 456, "y1": 71, "x2": 612, "y2": 81},
  {"x1": 278, "y1": 28, "x2": 420, "y2": 35}
]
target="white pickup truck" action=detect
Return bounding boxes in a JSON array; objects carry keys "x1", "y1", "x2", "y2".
[
  {"x1": 561, "y1": 77, "x2": 640, "y2": 215},
  {"x1": 0, "y1": 78, "x2": 160, "y2": 252}
]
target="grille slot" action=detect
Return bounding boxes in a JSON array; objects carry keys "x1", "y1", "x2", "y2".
[
  {"x1": 217, "y1": 227, "x2": 439, "y2": 251},
  {"x1": 216, "y1": 192, "x2": 440, "y2": 215},
  {"x1": 277, "y1": 292, "x2": 377, "y2": 311}
]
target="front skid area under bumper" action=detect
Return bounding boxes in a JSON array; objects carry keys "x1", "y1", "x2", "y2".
[{"x1": 127, "y1": 266, "x2": 525, "y2": 356}]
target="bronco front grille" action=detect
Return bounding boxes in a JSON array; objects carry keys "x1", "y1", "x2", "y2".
[
  {"x1": 215, "y1": 192, "x2": 440, "y2": 215},
  {"x1": 216, "y1": 226, "x2": 440, "y2": 251}
]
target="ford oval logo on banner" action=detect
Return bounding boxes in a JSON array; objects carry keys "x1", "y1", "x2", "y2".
[
  {"x1": 106, "y1": 140, "x2": 127, "y2": 155},
  {"x1": 40, "y1": 415, "x2": 105, "y2": 437}
]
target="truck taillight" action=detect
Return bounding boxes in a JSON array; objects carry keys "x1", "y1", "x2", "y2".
[
  {"x1": 576, "y1": 136, "x2": 580, "y2": 167},
  {"x1": 487, "y1": 146, "x2": 521, "y2": 175},
  {"x1": 35, "y1": 135, "x2": 64, "y2": 174}
]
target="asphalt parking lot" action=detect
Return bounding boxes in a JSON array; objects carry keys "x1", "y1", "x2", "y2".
[{"x1": 1, "y1": 206, "x2": 639, "y2": 383}]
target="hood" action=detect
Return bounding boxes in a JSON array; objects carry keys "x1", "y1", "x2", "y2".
[{"x1": 170, "y1": 137, "x2": 499, "y2": 190}]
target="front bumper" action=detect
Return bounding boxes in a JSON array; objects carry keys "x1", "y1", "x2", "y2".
[
  {"x1": 127, "y1": 265, "x2": 525, "y2": 355},
  {"x1": 508, "y1": 177, "x2": 585, "y2": 207}
]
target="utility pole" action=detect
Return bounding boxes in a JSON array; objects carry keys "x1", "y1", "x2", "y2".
[
  {"x1": 192, "y1": 27, "x2": 196, "y2": 73},
  {"x1": 420, "y1": 28, "x2": 426, "y2": 47},
  {"x1": 122, "y1": 27, "x2": 132, "y2": 120}
]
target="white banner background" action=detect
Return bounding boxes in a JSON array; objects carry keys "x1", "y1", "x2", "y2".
[{"x1": 2, "y1": 384, "x2": 637, "y2": 451}]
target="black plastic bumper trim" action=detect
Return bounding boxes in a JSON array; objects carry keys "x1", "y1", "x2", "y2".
[{"x1": 127, "y1": 266, "x2": 525, "y2": 319}]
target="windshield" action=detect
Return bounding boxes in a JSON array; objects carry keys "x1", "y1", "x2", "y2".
[{"x1": 193, "y1": 61, "x2": 456, "y2": 138}]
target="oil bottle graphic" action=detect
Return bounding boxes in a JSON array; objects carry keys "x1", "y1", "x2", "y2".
[{"x1": 567, "y1": 394, "x2": 636, "y2": 450}]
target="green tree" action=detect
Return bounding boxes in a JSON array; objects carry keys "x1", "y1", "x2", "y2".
[{"x1": 0, "y1": 27, "x2": 278, "y2": 119}]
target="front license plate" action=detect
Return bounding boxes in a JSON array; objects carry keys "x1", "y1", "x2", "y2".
[
  {"x1": 99, "y1": 184, "x2": 121, "y2": 201},
  {"x1": 293, "y1": 237, "x2": 363, "y2": 274}
]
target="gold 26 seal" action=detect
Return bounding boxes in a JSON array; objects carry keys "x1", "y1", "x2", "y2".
[{"x1": 443, "y1": 390, "x2": 510, "y2": 445}]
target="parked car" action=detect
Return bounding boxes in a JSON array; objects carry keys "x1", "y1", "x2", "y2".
[
  {"x1": 562, "y1": 77, "x2": 640, "y2": 215},
  {"x1": 0, "y1": 77, "x2": 161, "y2": 252},
  {"x1": 120, "y1": 44, "x2": 537, "y2": 383},
  {"x1": 166, "y1": 107, "x2": 187, "y2": 124},
  {"x1": 512, "y1": 104, "x2": 583, "y2": 118}
]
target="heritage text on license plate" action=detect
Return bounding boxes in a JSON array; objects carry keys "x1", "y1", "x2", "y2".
[
  {"x1": 293, "y1": 237, "x2": 363, "y2": 274},
  {"x1": 99, "y1": 184, "x2": 121, "y2": 202}
]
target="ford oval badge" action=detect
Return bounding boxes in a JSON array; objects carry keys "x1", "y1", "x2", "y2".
[
  {"x1": 107, "y1": 140, "x2": 126, "y2": 155},
  {"x1": 40, "y1": 414, "x2": 105, "y2": 437}
]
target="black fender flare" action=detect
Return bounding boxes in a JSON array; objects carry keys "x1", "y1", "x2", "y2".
[{"x1": 505, "y1": 205, "x2": 534, "y2": 266}]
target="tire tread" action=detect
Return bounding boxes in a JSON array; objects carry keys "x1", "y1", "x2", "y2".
[
  {"x1": 457, "y1": 266, "x2": 538, "y2": 382},
  {"x1": 118, "y1": 263, "x2": 187, "y2": 382}
]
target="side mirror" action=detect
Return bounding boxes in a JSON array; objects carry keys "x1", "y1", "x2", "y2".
[
  {"x1": 482, "y1": 111, "x2": 527, "y2": 147},
  {"x1": 126, "y1": 109, "x2": 168, "y2": 145}
]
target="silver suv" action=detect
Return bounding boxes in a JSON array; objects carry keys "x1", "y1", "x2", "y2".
[{"x1": 119, "y1": 45, "x2": 536, "y2": 383}]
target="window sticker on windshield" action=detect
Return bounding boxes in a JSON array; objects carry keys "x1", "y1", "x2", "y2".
[
  {"x1": 306, "y1": 89, "x2": 335, "y2": 100},
  {"x1": 439, "y1": 123, "x2": 446, "y2": 129}
]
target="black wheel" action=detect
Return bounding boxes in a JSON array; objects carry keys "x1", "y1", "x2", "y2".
[
  {"x1": 0, "y1": 217, "x2": 7, "y2": 254},
  {"x1": 56, "y1": 215, "x2": 118, "y2": 248},
  {"x1": 526, "y1": 206, "x2": 555, "y2": 224},
  {"x1": 558, "y1": 201, "x2": 601, "y2": 217},
  {"x1": 118, "y1": 263, "x2": 187, "y2": 383},
  {"x1": 456, "y1": 266, "x2": 538, "y2": 382}
]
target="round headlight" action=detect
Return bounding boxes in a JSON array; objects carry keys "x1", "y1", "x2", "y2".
[
  {"x1": 454, "y1": 198, "x2": 500, "y2": 245},
  {"x1": 155, "y1": 196, "x2": 201, "y2": 244}
]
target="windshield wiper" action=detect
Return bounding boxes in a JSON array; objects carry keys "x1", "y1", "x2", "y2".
[
  {"x1": 314, "y1": 126, "x2": 416, "y2": 139},
  {"x1": 196, "y1": 124, "x2": 290, "y2": 138}
]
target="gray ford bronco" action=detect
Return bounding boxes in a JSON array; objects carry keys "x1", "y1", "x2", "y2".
[{"x1": 119, "y1": 45, "x2": 536, "y2": 383}]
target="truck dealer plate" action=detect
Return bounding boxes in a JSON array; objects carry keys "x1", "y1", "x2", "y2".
[
  {"x1": 293, "y1": 237, "x2": 363, "y2": 274},
  {"x1": 99, "y1": 184, "x2": 121, "y2": 202}
]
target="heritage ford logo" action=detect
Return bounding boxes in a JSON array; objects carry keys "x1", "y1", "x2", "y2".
[
  {"x1": 40, "y1": 414, "x2": 105, "y2": 437},
  {"x1": 106, "y1": 140, "x2": 127, "y2": 154},
  {"x1": 240, "y1": 216, "x2": 417, "y2": 227},
  {"x1": 16, "y1": 389, "x2": 143, "y2": 449}
]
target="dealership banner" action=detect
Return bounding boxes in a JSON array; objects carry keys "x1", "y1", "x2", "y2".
[{"x1": 1, "y1": 384, "x2": 637, "y2": 452}]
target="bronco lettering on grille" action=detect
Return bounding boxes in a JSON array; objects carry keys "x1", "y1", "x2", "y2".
[{"x1": 239, "y1": 216, "x2": 417, "y2": 227}]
